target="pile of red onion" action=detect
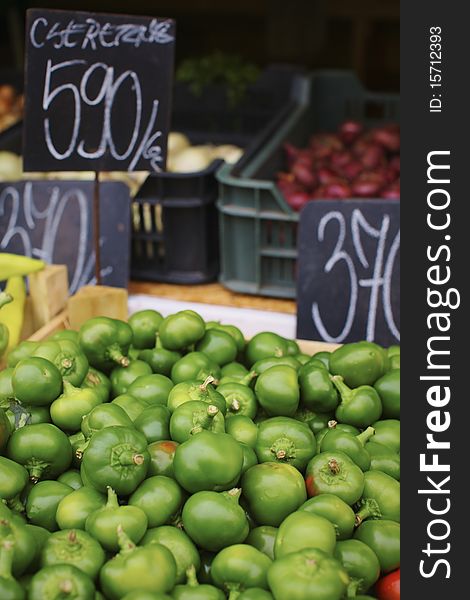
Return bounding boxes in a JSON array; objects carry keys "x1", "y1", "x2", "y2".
[{"x1": 276, "y1": 120, "x2": 400, "y2": 211}]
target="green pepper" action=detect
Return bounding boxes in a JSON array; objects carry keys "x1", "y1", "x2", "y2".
[
  {"x1": 85, "y1": 487, "x2": 147, "y2": 551},
  {"x1": 329, "y1": 342, "x2": 389, "y2": 388},
  {"x1": 81, "y1": 367, "x2": 111, "y2": 404},
  {"x1": 29, "y1": 564, "x2": 95, "y2": 598},
  {"x1": 147, "y1": 440, "x2": 178, "y2": 478},
  {"x1": 245, "y1": 526, "x2": 277, "y2": 560},
  {"x1": 254, "y1": 366, "x2": 299, "y2": 417},
  {"x1": 196, "y1": 329, "x2": 238, "y2": 366},
  {"x1": 173, "y1": 565, "x2": 224, "y2": 600},
  {"x1": 218, "y1": 382, "x2": 257, "y2": 419},
  {"x1": 174, "y1": 430, "x2": 243, "y2": 493},
  {"x1": 122, "y1": 593, "x2": 172, "y2": 600},
  {"x1": 285, "y1": 339, "x2": 300, "y2": 356},
  {"x1": 320, "y1": 426, "x2": 375, "y2": 471},
  {"x1": 277, "y1": 511, "x2": 337, "y2": 559},
  {"x1": 139, "y1": 344, "x2": 182, "y2": 378},
  {"x1": 355, "y1": 471, "x2": 400, "y2": 525},
  {"x1": 268, "y1": 547, "x2": 349, "y2": 600},
  {"x1": 24, "y1": 523, "x2": 50, "y2": 574},
  {"x1": 387, "y1": 345, "x2": 400, "y2": 357},
  {"x1": 365, "y1": 441, "x2": 400, "y2": 481},
  {"x1": 7, "y1": 423, "x2": 72, "y2": 482},
  {"x1": 239, "y1": 443, "x2": 258, "y2": 476},
  {"x1": 134, "y1": 405, "x2": 170, "y2": 443},
  {"x1": 81, "y1": 426, "x2": 150, "y2": 495},
  {"x1": 41, "y1": 529, "x2": 105, "y2": 580},
  {"x1": 294, "y1": 353, "x2": 311, "y2": 365},
  {"x1": 0, "y1": 368, "x2": 14, "y2": 408},
  {"x1": 221, "y1": 362, "x2": 248, "y2": 378},
  {"x1": 0, "y1": 456, "x2": 28, "y2": 501},
  {"x1": 100, "y1": 527, "x2": 176, "y2": 599},
  {"x1": 25, "y1": 480, "x2": 72, "y2": 531},
  {"x1": 294, "y1": 408, "x2": 333, "y2": 435},
  {"x1": 79, "y1": 317, "x2": 132, "y2": 371},
  {"x1": 373, "y1": 369, "x2": 400, "y2": 419},
  {"x1": 159, "y1": 311, "x2": 205, "y2": 351},
  {"x1": 299, "y1": 493, "x2": 355, "y2": 540},
  {"x1": 371, "y1": 419, "x2": 400, "y2": 453},
  {"x1": 68, "y1": 432, "x2": 87, "y2": 466},
  {"x1": 141, "y1": 527, "x2": 200, "y2": 585},
  {"x1": 236, "y1": 589, "x2": 273, "y2": 600},
  {"x1": 332, "y1": 376, "x2": 382, "y2": 428},
  {"x1": 334, "y1": 539, "x2": 380, "y2": 596},
  {"x1": 299, "y1": 363, "x2": 338, "y2": 413},
  {"x1": 167, "y1": 378, "x2": 226, "y2": 415},
  {"x1": 129, "y1": 476, "x2": 183, "y2": 528},
  {"x1": 33, "y1": 340, "x2": 89, "y2": 387},
  {"x1": 49, "y1": 329, "x2": 80, "y2": 343},
  {"x1": 241, "y1": 463, "x2": 306, "y2": 527},
  {"x1": 254, "y1": 417, "x2": 315, "y2": 471},
  {"x1": 6, "y1": 341, "x2": 38, "y2": 369},
  {"x1": 0, "y1": 538, "x2": 26, "y2": 600},
  {"x1": 170, "y1": 402, "x2": 224, "y2": 443},
  {"x1": 245, "y1": 333, "x2": 288, "y2": 367},
  {"x1": 311, "y1": 351, "x2": 331, "y2": 369},
  {"x1": 354, "y1": 520, "x2": 400, "y2": 573},
  {"x1": 251, "y1": 356, "x2": 301, "y2": 375},
  {"x1": 305, "y1": 451, "x2": 364, "y2": 505},
  {"x1": 211, "y1": 544, "x2": 272, "y2": 597},
  {"x1": 12, "y1": 358, "x2": 63, "y2": 406},
  {"x1": 50, "y1": 382, "x2": 102, "y2": 432},
  {"x1": 55, "y1": 485, "x2": 105, "y2": 530},
  {"x1": 0, "y1": 518, "x2": 36, "y2": 577},
  {"x1": 7, "y1": 404, "x2": 51, "y2": 429},
  {"x1": 171, "y1": 353, "x2": 221, "y2": 385},
  {"x1": 127, "y1": 374, "x2": 174, "y2": 407},
  {"x1": 128, "y1": 310, "x2": 163, "y2": 349},
  {"x1": 110, "y1": 360, "x2": 153, "y2": 398},
  {"x1": 225, "y1": 415, "x2": 258, "y2": 448},
  {"x1": 112, "y1": 394, "x2": 148, "y2": 422},
  {"x1": 182, "y1": 488, "x2": 248, "y2": 552},
  {"x1": 81, "y1": 403, "x2": 133, "y2": 439},
  {"x1": 389, "y1": 354, "x2": 400, "y2": 369},
  {"x1": 213, "y1": 324, "x2": 245, "y2": 353}
]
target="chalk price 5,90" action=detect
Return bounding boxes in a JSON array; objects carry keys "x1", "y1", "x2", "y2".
[{"x1": 43, "y1": 59, "x2": 163, "y2": 171}]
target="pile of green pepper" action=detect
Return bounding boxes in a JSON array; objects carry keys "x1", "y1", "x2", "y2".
[{"x1": 0, "y1": 309, "x2": 400, "y2": 600}]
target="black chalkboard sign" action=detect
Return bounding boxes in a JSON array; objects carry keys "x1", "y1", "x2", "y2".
[
  {"x1": 0, "y1": 180, "x2": 130, "y2": 291},
  {"x1": 297, "y1": 200, "x2": 400, "y2": 346},
  {"x1": 23, "y1": 9, "x2": 175, "y2": 173}
]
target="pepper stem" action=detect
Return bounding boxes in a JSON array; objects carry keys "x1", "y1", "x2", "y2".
[
  {"x1": 61, "y1": 358, "x2": 73, "y2": 370},
  {"x1": 356, "y1": 426, "x2": 375, "y2": 446},
  {"x1": 328, "y1": 420, "x2": 338, "y2": 429},
  {"x1": 230, "y1": 399, "x2": 241, "y2": 413},
  {"x1": 240, "y1": 371, "x2": 257, "y2": 386},
  {"x1": 108, "y1": 345, "x2": 129, "y2": 368},
  {"x1": 328, "y1": 458, "x2": 340, "y2": 475},
  {"x1": 0, "y1": 539, "x2": 15, "y2": 579},
  {"x1": 354, "y1": 498, "x2": 382, "y2": 526},
  {"x1": 190, "y1": 405, "x2": 219, "y2": 435},
  {"x1": 200, "y1": 375, "x2": 215, "y2": 391},
  {"x1": 224, "y1": 488, "x2": 242, "y2": 503},
  {"x1": 6, "y1": 495, "x2": 24, "y2": 514},
  {"x1": 330, "y1": 375, "x2": 353, "y2": 403},
  {"x1": 27, "y1": 459, "x2": 49, "y2": 483},
  {"x1": 185, "y1": 565, "x2": 199, "y2": 587},
  {"x1": 59, "y1": 579, "x2": 73, "y2": 594},
  {"x1": 117, "y1": 525, "x2": 136, "y2": 553},
  {"x1": 106, "y1": 487, "x2": 120, "y2": 508},
  {"x1": 346, "y1": 578, "x2": 362, "y2": 598},
  {"x1": 227, "y1": 586, "x2": 242, "y2": 600}
]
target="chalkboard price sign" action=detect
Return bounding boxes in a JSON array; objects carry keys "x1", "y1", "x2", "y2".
[
  {"x1": 297, "y1": 200, "x2": 400, "y2": 346},
  {"x1": 23, "y1": 9, "x2": 175, "y2": 173}
]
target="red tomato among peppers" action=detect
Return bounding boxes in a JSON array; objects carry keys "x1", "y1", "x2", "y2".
[{"x1": 375, "y1": 568, "x2": 400, "y2": 600}]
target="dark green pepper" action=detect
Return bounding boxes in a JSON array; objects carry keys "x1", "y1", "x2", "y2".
[
  {"x1": 129, "y1": 475, "x2": 183, "y2": 529},
  {"x1": 134, "y1": 405, "x2": 171, "y2": 443},
  {"x1": 0, "y1": 517, "x2": 35, "y2": 577},
  {"x1": 305, "y1": 451, "x2": 364, "y2": 506},
  {"x1": 320, "y1": 426, "x2": 375, "y2": 471},
  {"x1": 251, "y1": 356, "x2": 301, "y2": 375},
  {"x1": 354, "y1": 520, "x2": 400, "y2": 573},
  {"x1": 274, "y1": 511, "x2": 336, "y2": 558},
  {"x1": 211, "y1": 544, "x2": 272, "y2": 596},
  {"x1": 127, "y1": 374, "x2": 174, "y2": 407},
  {"x1": 25, "y1": 480, "x2": 72, "y2": 531},
  {"x1": 0, "y1": 538, "x2": 25, "y2": 600},
  {"x1": 245, "y1": 526, "x2": 277, "y2": 560},
  {"x1": 6, "y1": 341, "x2": 38, "y2": 369},
  {"x1": 0, "y1": 456, "x2": 28, "y2": 501},
  {"x1": 332, "y1": 376, "x2": 382, "y2": 428},
  {"x1": 225, "y1": 415, "x2": 258, "y2": 448},
  {"x1": 218, "y1": 381, "x2": 257, "y2": 419},
  {"x1": 374, "y1": 369, "x2": 400, "y2": 419},
  {"x1": 128, "y1": 310, "x2": 163, "y2": 349},
  {"x1": 329, "y1": 341, "x2": 389, "y2": 387},
  {"x1": 12, "y1": 358, "x2": 63, "y2": 407},
  {"x1": 245, "y1": 333, "x2": 288, "y2": 367},
  {"x1": 254, "y1": 366, "x2": 299, "y2": 417},
  {"x1": 311, "y1": 351, "x2": 331, "y2": 369},
  {"x1": 334, "y1": 539, "x2": 380, "y2": 596},
  {"x1": 81, "y1": 403, "x2": 133, "y2": 439},
  {"x1": 196, "y1": 329, "x2": 238, "y2": 366},
  {"x1": 173, "y1": 565, "x2": 224, "y2": 600},
  {"x1": 159, "y1": 311, "x2": 205, "y2": 351},
  {"x1": 167, "y1": 378, "x2": 226, "y2": 415},
  {"x1": 365, "y1": 442, "x2": 400, "y2": 481},
  {"x1": 355, "y1": 470, "x2": 400, "y2": 525},
  {"x1": 81, "y1": 367, "x2": 111, "y2": 404},
  {"x1": 255, "y1": 417, "x2": 316, "y2": 471},
  {"x1": 110, "y1": 360, "x2": 152, "y2": 398},
  {"x1": 78, "y1": 317, "x2": 132, "y2": 371},
  {"x1": 112, "y1": 394, "x2": 147, "y2": 422},
  {"x1": 33, "y1": 340, "x2": 89, "y2": 387},
  {"x1": 171, "y1": 352, "x2": 221, "y2": 385},
  {"x1": 50, "y1": 382, "x2": 102, "y2": 432},
  {"x1": 170, "y1": 402, "x2": 225, "y2": 443},
  {"x1": 55, "y1": 486, "x2": 106, "y2": 530},
  {"x1": 139, "y1": 344, "x2": 181, "y2": 378},
  {"x1": 41, "y1": 529, "x2": 105, "y2": 580},
  {"x1": 298, "y1": 494, "x2": 355, "y2": 540},
  {"x1": 371, "y1": 419, "x2": 400, "y2": 453},
  {"x1": 299, "y1": 363, "x2": 338, "y2": 413}
]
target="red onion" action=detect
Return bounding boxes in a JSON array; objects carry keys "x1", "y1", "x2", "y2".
[
  {"x1": 317, "y1": 166, "x2": 339, "y2": 185},
  {"x1": 339, "y1": 160, "x2": 363, "y2": 181},
  {"x1": 284, "y1": 190, "x2": 311, "y2": 211},
  {"x1": 338, "y1": 120, "x2": 364, "y2": 145},
  {"x1": 292, "y1": 161, "x2": 317, "y2": 189},
  {"x1": 371, "y1": 125, "x2": 400, "y2": 152},
  {"x1": 351, "y1": 172, "x2": 386, "y2": 198},
  {"x1": 323, "y1": 181, "x2": 353, "y2": 199}
]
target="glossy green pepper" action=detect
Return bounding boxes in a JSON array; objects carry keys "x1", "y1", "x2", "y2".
[
  {"x1": 293, "y1": 353, "x2": 311, "y2": 365},
  {"x1": 354, "y1": 520, "x2": 400, "y2": 573},
  {"x1": 225, "y1": 415, "x2": 258, "y2": 448},
  {"x1": 295, "y1": 408, "x2": 333, "y2": 435},
  {"x1": 29, "y1": 564, "x2": 95, "y2": 598},
  {"x1": 147, "y1": 440, "x2": 178, "y2": 478},
  {"x1": 268, "y1": 548, "x2": 349, "y2": 600},
  {"x1": 374, "y1": 369, "x2": 400, "y2": 419},
  {"x1": 11, "y1": 358, "x2": 63, "y2": 407},
  {"x1": 112, "y1": 394, "x2": 147, "y2": 422},
  {"x1": 285, "y1": 339, "x2": 300, "y2": 356},
  {"x1": 127, "y1": 374, "x2": 174, "y2": 407},
  {"x1": 7, "y1": 423, "x2": 72, "y2": 482},
  {"x1": 167, "y1": 378, "x2": 226, "y2": 415},
  {"x1": 134, "y1": 405, "x2": 170, "y2": 443},
  {"x1": 245, "y1": 333, "x2": 288, "y2": 367},
  {"x1": 0, "y1": 368, "x2": 14, "y2": 408},
  {"x1": 41, "y1": 529, "x2": 105, "y2": 580},
  {"x1": 110, "y1": 360, "x2": 152, "y2": 398},
  {"x1": 299, "y1": 493, "x2": 355, "y2": 540},
  {"x1": 0, "y1": 518, "x2": 35, "y2": 577},
  {"x1": 174, "y1": 430, "x2": 243, "y2": 493},
  {"x1": 139, "y1": 343, "x2": 181, "y2": 378},
  {"x1": 100, "y1": 528, "x2": 176, "y2": 599},
  {"x1": 254, "y1": 366, "x2": 299, "y2": 417},
  {"x1": 25, "y1": 480, "x2": 72, "y2": 531},
  {"x1": 24, "y1": 523, "x2": 50, "y2": 574},
  {"x1": 355, "y1": 470, "x2": 400, "y2": 525},
  {"x1": 56, "y1": 486, "x2": 106, "y2": 530},
  {"x1": 50, "y1": 382, "x2": 102, "y2": 432},
  {"x1": 212, "y1": 324, "x2": 245, "y2": 353},
  {"x1": 81, "y1": 403, "x2": 133, "y2": 438},
  {"x1": 366, "y1": 442, "x2": 400, "y2": 481},
  {"x1": 159, "y1": 311, "x2": 205, "y2": 351},
  {"x1": 0, "y1": 538, "x2": 25, "y2": 600},
  {"x1": 81, "y1": 367, "x2": 111, "y2": 404},
  {"x1": 81, "y1": 426, "x2": 150, "y2": 496},
  {"x1": 182, "y1": 488, "x2": 248, "y2": 552},
  {"x1": 334, "y1": 539, "x2": 380, "y2": 596},
  {"x1": 299, "y1": 363, "x2": 338, "y2": 413},
  {"x1": 251, "y1": 356, "x2": 301, "y2": 375},
  {"x1": 78, "y1": 317, "x2": 132, "y2": 371},
  {"x1": 371, "y1": 419, "x2": 400, "y2": 453},
  {"x1": 49, "y1": 329, "x2": 80, "y2": 343},
  {"x1": 220, "y1": 362, "x2": 248, "y2": 378},
  {"x1": 329, "y1": 342, "x2": 389, "y2": 388},
  {"x1": 85, "y1": 487, "x2": 147, "y2": 551},
  {"x1": 275, "y1": 510, "x2": 336, "y2": 559},
  {"x1": 122, "y1": 593, "x2": 172, "y2": 600},
  {"x1": 389, "y1": 354, "x2": 400, "y2": 369},
  {"x1": 332, "y1": 376, "x2": 382, "y2": 428},
  {"x1": 128, "y1": 310, "x2": 163, "y2": 349},
  {"x1": 320, "y1": 426, "x2": 375, "y2": 471},
  {"x1": 218, "y1": 382, "x2": 257, "y2": 419},
  {"x1": 32, "y1": 340, "x2": 89, "y2": 387},
  {"x1": 255, "y1": 417, "x2": 315, "y2": 471},
  {"x1": 311, "y1": 351, "x2": 331, "y2": 369},
  {"x1": 196, "y1": 329, "x2": 238, "y2": 366},
  {"x1": 68, "y1": 432, "x2": 87, "y2": 466},
  {"x1": 173, "y1": 565, "x2": 224, "y2": 600},
  {"x1": 6, "y1": 341, "x2": 38, "y2": 368},
  {"x1": 245, "y1": 526, "x2": 277, "y2": 560},
  {"x1": 241, "y1": 463, "x2": 306, "y2": 527},
  {"x1": 170, "y1": 402, "x2": 224, "y2": 443},
  {"x1": 171, "y1": 353, "x2": 221, "y2": 385},
  {"x1": 305, "y1": 451, "x2": 364, "y2": 505},
  {"x1": 0, "y1": 456, "x2": 28, "y2": 501},
  {"x1": 235, "y1": 589, "x2": 273, "y2": 600},
  {"x1": 211, "y1": 544, "x2": 272, "y2": 597},
  {"x1": 141, "y1": 527, "x2": 200, "y2": 585},
  {"x1": 129, "y1": 476, "x2": 183, "y2": 528}
]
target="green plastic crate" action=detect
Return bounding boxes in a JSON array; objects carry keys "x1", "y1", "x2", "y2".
[{"x1": 216, "y1": 70, "x2": 400, "y2": 298}]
